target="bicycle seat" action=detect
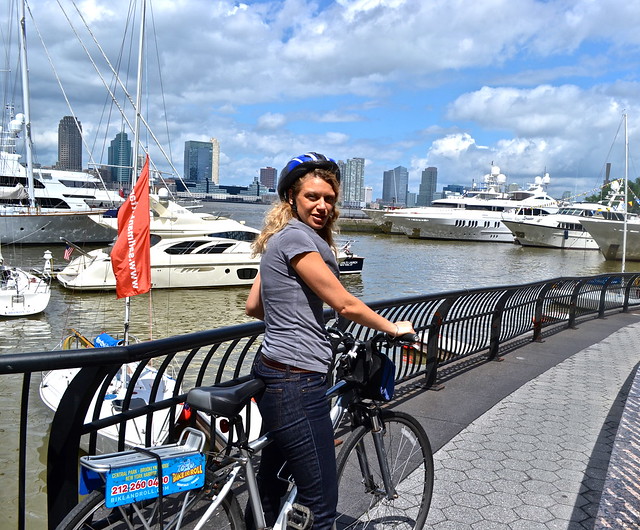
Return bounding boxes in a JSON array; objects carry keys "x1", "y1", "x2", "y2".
[{"x1": 187, "y1": 378, "x2": 265, "y2": 418}]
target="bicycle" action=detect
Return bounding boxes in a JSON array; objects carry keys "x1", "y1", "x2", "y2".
[{"x1": 56, "y1": 329, "x2": 434, "y2": 529}]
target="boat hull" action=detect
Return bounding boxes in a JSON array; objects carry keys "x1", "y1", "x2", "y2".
[
  {"x1": 0, "y1": 210, "x2": 116, "y2": 244},
  {"x1": 502, "y1": 219, "x2": 599, "y2": 250},
  {"x1": 39, "y1": 364, "x2": 179, "y2": 451},
  {"x1": 57, "y1": 248, "x2": 260, "y2": 290},
  {"x1": 388, "y1": 210, "x2": 514, "y2": 242},
  {"x1": 581, "y1": 218, "x2": 640, "y2": 261}
]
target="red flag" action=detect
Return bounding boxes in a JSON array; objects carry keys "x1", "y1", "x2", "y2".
[{"x1": 111, "y1": 156, "x2": 151, "y2": 299}]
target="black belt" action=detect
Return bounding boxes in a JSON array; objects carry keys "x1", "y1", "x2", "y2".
[{"x1": 261, "y1": 354, "x2": 316, "y2": 374}]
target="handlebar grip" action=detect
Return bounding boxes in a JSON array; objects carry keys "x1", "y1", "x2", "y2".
[{"x1": 386, "y1": 332, "x2": 420, "y2": 343}]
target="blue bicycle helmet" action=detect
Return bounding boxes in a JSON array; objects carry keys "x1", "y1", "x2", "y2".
[{"x1": 277, "y1": 152, "x2": 340, "y2": 201}]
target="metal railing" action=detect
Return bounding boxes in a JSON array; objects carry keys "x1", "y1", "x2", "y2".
[{"x1": 2, "y1": 272, "x2": 640, "y2": 529}]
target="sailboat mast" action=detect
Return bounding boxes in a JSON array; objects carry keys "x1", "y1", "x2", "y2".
[
  {"x1": 17, "y1": 0, "x2": 36, "y2": 208},
  {"x1": 123, "y1": 0, "x2": 147, "y2": 345},
  {"x1": 622, "y1": 112, "x2": 628, "y2": 273}
]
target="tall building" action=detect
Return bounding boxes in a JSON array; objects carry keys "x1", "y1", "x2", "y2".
[
  {"x1": 108, "y1": 131, "x2": 132, "y2": 186},
  {"x1": 211, "y1": 138, "x2": 220, "y2": 185},
  {"x1": 382, "y1": 166, "x2": 408, "y2": 206},
  {"x1": 260, "y1": 167, "x2": 277, "y2": 189},
  {"x1": 184, "y1": 140, "x2": 212, "y2": 181},
  {"x1": 57, "y1": 116, "x2": 82, "y2": 171},
  {"x1": 342, "y1": 157, "x2": 365, "y2": 207},
  {"x1": 417, "y1": 167, "x2": 437, "y2": 206}
]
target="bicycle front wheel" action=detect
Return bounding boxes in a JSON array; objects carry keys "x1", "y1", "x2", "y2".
[
  {"x1": 56, "y1": 486, "x2": 245, "y2": 530},
  {"x1": 335, "y1": 410, "x2": 434, "y2": 529}
]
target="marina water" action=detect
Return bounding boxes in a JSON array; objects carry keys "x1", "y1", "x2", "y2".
[
  {"x1": 1, "y1": 200, "x2": 637, "y2": 355},
  {"x1": 1, "y1": 201, "x2": 639, "y2": 528}
]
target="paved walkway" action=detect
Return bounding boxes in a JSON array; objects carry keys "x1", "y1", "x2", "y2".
[{"x1": 394, "y1": 311, "x2": 640, "y2": 529}]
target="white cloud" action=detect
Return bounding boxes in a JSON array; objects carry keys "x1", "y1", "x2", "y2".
[
  {"x1": 256, "y1": 112, "x2": 287, "y2": 129},
  {"x1": 5, "y1": 0, "x2": 640, "y2": 197}
]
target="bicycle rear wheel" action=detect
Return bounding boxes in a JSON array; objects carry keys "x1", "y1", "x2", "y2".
[
  {"x1": 335, "y1": 410, "x2": 433, "y2": 529},
  {"x1": 56, "y1": 486, "x2": 245, "y2": 530}
]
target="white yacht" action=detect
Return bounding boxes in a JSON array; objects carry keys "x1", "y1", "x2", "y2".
[
  {"x1": 58, "y1": 211, "x2": 364, "y2": 290},
  {"x1": 363, "y1": 171, "x2": 508, "y2": 234},
  {"x1": 384, "y1": 167, "x2": 558, "y2": 243},
  {"x1": 57, "y1": 233, "x2": 261, "y2": 290},
  {"x1": 502, "y1": 181, "x2": 627, "y2": 250},
  {"x1": 580, "y1": 213, "x2": 640, "y2": 261}
]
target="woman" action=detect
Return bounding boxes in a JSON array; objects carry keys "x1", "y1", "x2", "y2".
[{"x1": 245, "y1": 152, "x2": 414, "y2": 529}]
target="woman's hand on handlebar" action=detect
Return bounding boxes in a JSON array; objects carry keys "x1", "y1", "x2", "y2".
[{"x1": 391, "y1": 320, "x2": 416, "y2": 341}]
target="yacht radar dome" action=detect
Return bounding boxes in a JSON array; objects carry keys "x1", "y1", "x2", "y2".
[
  {"x1": 497, "y1": 174, "x2": 506, "y2": 184},
  {"x1": 542, "y1": 173, "x2": 551, "y2": 185},
  {"x1": 491, "y1": 165, "x2": 500, "y2": 176},
  {"x1": 611, "y1": 180, "x2": 621, "y2": 192},
  {"x1": 534, "y1": 176, "x2": 543, "y2": 185}
]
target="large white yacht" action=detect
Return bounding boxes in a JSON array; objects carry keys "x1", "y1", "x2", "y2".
[
  {"x1": 383, "y1": 166, "x2": 558, "y2": 243},
  {"x1": 502, "y1": 181, "x2": 627, "y2": 250},
  {"x1": 580, "y1": 213, "x2": 640, "y2": 261},
  {"x1": 58, "y1": 196, "x2": 364, "y2": 290},
  {"x1": 57, "y1": 197, "x2": 263, "y2": 290}
]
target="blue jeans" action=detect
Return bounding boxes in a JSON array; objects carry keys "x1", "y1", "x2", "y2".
[{"x1": 248, "y1": 356, "x2": 337, "y2": 530}]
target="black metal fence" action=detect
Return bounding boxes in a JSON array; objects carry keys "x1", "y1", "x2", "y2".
[{"x1": 2, "y1": 273, "x2": 640, "y2": 529}]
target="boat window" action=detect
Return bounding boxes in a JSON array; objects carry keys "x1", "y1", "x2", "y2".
[
  {"x1": 0, "y1": 175, "x2": 46, "y2": 189},
  {"x1": 36, "y1": 197, "x2": 71, "y2": 209},
  {"x1": 196, "y1": 243, "x2": 235, "y2": 254},
  {"x1": 207, "y1": 231, "x2": 257, "y2": 242},
  {"x1": 237, "y1": 268, "x2": 258, "y2": 280},
  {"x1": 59, "y1": 180, "x2": 98, "y2": 189},
  {"x1": 164, "y1": 241, "x2": 211, "y2": 255}
]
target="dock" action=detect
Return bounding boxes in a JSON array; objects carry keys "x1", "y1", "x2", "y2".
[{"x1": 394, "y1": 311, "x2": 640, "y2": 528}]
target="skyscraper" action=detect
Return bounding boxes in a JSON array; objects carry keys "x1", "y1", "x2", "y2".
[
  {"x1": 260, "y1": 167, "x2": 277, "y2": 189},
  {"x1": 184, "y1": 141, "x2": 212, "y2": 183},
  {"x1": 108, "y1": 131, "x2": 132, "y2": 186},
  {"x1": 57, "y1": 116, "x2": 82, "y2": 171},
  {"x1": 211, "y1": 138, "x2": 220, "y2": 185},
  {"x1": 417, "y1": 167, "x2": 437, "y2": 206},
  {"x1": 342, "y1": 157, "x2": 365, "y2": 207},
  {"x1": 382, "y1": 166, "x2": 409, "y2": 206}
]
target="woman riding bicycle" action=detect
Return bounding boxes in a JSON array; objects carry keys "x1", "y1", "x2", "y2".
[{"x1": 245, "y1": 152, "x2": 414, "y2": 529}]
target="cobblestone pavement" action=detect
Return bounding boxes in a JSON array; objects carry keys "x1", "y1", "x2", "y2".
[{"x1": 422, "y1": 320, "x2": 640, "y2": 529}]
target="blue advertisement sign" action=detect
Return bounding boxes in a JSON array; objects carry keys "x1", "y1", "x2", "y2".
[{"x1": 105, "y1": 453, "x2": 205, "y2": 508}]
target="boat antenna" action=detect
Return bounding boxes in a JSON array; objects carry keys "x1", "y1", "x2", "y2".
[
  {"x1": 123, "y1": 0, "x2": 147, "y2": 346},
  {"x1": 17, "y1": 0, "x2": 36, "y2": 208},
  {"x1": 622, "y1": 112, "x2": 628, "y2": 273}
]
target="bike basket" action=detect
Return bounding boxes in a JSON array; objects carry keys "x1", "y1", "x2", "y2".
[{"x1": 338, "y1": 342, "x2": 396, "y2": 401}]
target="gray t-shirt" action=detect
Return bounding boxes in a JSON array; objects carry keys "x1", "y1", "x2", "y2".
[{"x1": 260, "y1": 218, "x2": 339, "y2": 373}]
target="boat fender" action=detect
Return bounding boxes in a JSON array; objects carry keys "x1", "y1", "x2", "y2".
[{"x1": 94, "y1": 332, "x2": 124, "y2": 348}]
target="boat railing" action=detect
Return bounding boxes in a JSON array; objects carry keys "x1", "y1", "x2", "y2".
[{"x1": 2, "y1": 272, "x2": 640, "y2": 529}]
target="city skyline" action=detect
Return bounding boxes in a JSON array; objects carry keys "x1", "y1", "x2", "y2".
[{"x1": 4, "y1": 1, "x2": 639, "y2": 202}]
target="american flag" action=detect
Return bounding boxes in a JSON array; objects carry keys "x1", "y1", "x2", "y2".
[{"x1": 63, "y1": 245, "x2": 74, "y2": 261}]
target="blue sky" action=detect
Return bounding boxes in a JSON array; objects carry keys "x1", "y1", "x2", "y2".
[{"x1": 4, "y1": 0, "x2": 640, "y2": 200}]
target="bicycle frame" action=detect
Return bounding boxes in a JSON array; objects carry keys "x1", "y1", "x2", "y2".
[{"x1": 73, "y1": 338, "x2": 406, "y2": 530}]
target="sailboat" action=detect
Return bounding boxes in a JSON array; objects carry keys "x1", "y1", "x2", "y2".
[
  {"x1": 0, "y1": 244, "x2": 52, "y2": 317},
  {"x1": 39, "y1": 0, "x2": 179, "y2": 450},
  {"x1": 0, "y1": 2, "x2": 118, "y2": 245}
]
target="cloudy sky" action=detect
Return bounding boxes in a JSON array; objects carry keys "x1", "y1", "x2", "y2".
[{"x1": 4, "y1": 0, "x2": 640, "y2": 200}]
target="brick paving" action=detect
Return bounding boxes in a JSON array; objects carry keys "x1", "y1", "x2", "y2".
[{"x1": 394, "y1": 312, "x2": 640, "y2": 529}]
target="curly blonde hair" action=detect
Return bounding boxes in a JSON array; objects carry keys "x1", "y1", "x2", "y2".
[{"x1": 252, "y1": 168, "x2": 341, "y2": 256}]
